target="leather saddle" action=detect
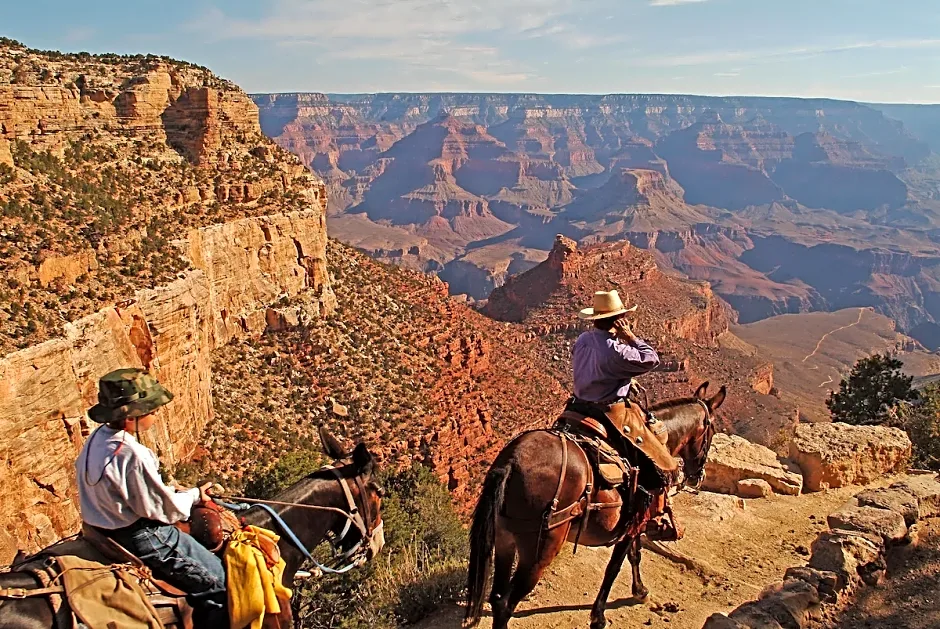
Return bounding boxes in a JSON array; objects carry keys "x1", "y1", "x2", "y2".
[{"x1": 554, "y1": 411, "x2": 633, "y2": 488}]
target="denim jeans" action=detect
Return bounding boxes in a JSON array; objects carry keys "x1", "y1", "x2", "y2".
[{"x1": 107, "y1": 519, "x2": 228, "y2": 628}]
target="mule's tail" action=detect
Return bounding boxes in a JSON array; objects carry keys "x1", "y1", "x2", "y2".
[{"x1": 464, "y1": 463, "x2": 511, "y2": 627}]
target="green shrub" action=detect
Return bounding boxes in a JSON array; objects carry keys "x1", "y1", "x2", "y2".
[
  {"x1": 896, "y1": 384, "x2": 940, "y2": 470},
  {"x1": 244, "y1": 448, "x2": 325, "y2": 499},
  {"x1": 827, "y1": 353, "x2": 916, "y2": 426}
]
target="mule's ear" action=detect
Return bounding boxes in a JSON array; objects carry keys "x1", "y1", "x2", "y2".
[
  {"x1": 319, "y1": 425, "x2": 348, "y2": 460},
  {"x1": 708, "y1": 386, "x2": 727, "y2": 411},
  {"x1": 694, "y1": 381, "x2": 709, "y2": 400},
  {"x1": 352, "y1": 443, "x2": 375, "y2": 477}
]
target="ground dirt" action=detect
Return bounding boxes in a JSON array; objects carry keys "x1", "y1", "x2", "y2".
[
  {"x1": 414, "y1": 478, "x2": 908, "y2": 629},
  {"x1": 814, "y1": 517, "x2": 940, "y2": 629}
]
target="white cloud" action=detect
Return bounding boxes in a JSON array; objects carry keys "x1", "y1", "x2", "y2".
[
  {"x1": 188, "y1": 0, "x2": 618, "y2": 86},
  {"x1": 637, "y1": 39, "x2": 940, "y2": 68}
]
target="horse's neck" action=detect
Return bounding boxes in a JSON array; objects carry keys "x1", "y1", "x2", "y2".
[
  {"x1": 241, "y1": 477, "x2": 345, "y2": 575},
  {"x1": 659, "y1": 405, "x2": 702, "y2": 454}
]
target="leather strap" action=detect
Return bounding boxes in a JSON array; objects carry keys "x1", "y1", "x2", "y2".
[{"x1": 0, "y1": 585, "x2": 66, "y2": 598}]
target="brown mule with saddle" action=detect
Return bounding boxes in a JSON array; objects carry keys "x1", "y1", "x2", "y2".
[{"x1": 0, "y1": 425, "x2": 386, "y2": 629}]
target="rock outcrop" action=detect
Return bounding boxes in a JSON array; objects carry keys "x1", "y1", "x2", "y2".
[
  {"x1": 0, "y1": 207, "x2": 334, "y2": 563},
  {"x1": 702, "y1": 433, "x2": 803, "y2": 496},
  {"x1": 789, "y1": 423, "x2": 912, "y2": 492},
  {"x1": 703, "y1": 473, "x2": 940, "y2": 629}
]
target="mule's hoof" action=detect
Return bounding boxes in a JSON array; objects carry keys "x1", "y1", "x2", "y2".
[
  {"x1": 633, "y1": 588, "x2": 650, "y2": 602},
  {"x1": 589, "y1": 620, "x2": 608, "y2": 629}
]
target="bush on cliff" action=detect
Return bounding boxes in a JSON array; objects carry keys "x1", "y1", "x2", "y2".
[
  {"x1": 827, "y1": 353, "x2": 916, "y2": 426},
  {"x1": 895, "y1": 384, "x2": 940, "y2": 470},
  {"x1": 247, "y1": 456, "x2": 467, "y2": 628}
]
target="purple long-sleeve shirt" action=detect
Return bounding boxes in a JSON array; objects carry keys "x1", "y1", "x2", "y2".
[{"x1": 572, "y1": 329, "x2": 660, "y2": 403}]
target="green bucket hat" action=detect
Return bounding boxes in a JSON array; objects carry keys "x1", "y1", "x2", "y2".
[{"x1": 88, "y1": 368, "x2": 174, "y2": 424}]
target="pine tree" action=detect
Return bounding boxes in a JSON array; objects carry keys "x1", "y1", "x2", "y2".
[{"x1": 826, "y1": 353, "x2": 916, "y2": 425}]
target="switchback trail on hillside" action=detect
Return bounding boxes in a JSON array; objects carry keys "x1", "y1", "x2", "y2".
[
  {"x1": 801, "y1": 308, "x2": 867, "y2": 365},
  {"x1": 415, "y1": 479, "x2": 905, "y2": 629}
]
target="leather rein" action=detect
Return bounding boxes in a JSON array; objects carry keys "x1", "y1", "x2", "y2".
[{"x1": 216, "y1": 463, "x2": 383, "y2": 576}]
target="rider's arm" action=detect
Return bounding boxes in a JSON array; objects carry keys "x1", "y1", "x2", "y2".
[
  {"x1": 606, "y1": 336, "x2": 660, "y2": 375},
  {"x1": 123, "y1": 453, "x2": 201, "y2": 525}
]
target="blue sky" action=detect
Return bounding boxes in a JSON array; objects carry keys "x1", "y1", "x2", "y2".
[{"x1": 4, "y1": 0, "x2": 940, "y2": 102}]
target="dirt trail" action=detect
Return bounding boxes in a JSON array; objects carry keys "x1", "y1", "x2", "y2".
[
  {"x1": 416, "y1": 479, "x2": 902, "y2": 629},
  {"x1": 801, "y1": 308, "x2": 865, "y2": 365}
]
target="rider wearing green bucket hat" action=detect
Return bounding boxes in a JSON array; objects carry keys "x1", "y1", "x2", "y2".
[{"x1": 76, "y1": 368, "x2": 228, "y2": 628}]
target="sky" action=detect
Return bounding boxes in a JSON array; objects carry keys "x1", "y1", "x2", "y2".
[{"x1": 4, "y1": 0, "x2": 940, "y2": 102}]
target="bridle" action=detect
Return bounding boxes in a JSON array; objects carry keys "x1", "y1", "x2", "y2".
[
  {"x1": 217, "y1": 460, "x2": 384, "y2": 576},
  {"x1": 682, "y1": 399, "x2": 715, "y2": 489}
]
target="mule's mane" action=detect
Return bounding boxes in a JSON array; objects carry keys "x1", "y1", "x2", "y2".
[{"x1": 649, "y1": 396, "x2": 699, "y2": 411}]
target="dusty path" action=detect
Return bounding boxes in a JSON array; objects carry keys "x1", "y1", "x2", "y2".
[
  {"x1": 802, "y1": 308, "x2": 866, "y2": 365},
  {"x1": 415, "y1": 480, "x2": 902, "y2": 629},
  {"x1": 816, "y1": 518, "x2": 940, "y2": 629}
]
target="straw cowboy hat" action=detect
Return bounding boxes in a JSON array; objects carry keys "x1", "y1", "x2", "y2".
[{"x1": 578, "y1": 290, "x2": 638, "y2": 320}]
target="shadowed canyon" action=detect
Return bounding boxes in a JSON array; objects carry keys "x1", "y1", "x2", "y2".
[{"x1": 252, "y1": 93, "x2": 940, "y2": 348}]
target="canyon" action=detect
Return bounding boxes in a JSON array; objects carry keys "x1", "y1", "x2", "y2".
[{"x1": 252, "y1": 92, "x2": 940, "y2": 348}]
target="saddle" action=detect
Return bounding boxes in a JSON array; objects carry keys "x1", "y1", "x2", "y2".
[
  {"x1": 176, "y1": 502, "x2": 242, "y2": 553},
  {"x1": 555, "y1": 411, "x2": 632, "y2": 488}
]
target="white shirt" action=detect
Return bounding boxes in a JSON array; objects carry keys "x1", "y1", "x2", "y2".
[{"x1": 75, "y1": 425, "x2": 200, "y2": 530}]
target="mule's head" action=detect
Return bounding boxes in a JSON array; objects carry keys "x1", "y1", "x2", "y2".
[
  {"x1": 678, "y1": 381, "x2": 726, "y2": 488},
  {"x1": 319, "y1": 426, "x2": 386, "y2": 560}
]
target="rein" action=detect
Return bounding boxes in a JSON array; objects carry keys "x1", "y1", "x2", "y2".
[
  {"x1": 217, "y1": 464, "x2": 383, "y2": 576},
  {"x1": 683, "y1": 399, "x2": 714, "y2": 488}
]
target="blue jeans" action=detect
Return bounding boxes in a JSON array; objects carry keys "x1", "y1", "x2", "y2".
[{"x1": 107, "y1": 519, "x2": 228, "y2": 628}]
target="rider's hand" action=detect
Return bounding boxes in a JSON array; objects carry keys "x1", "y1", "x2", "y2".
[
  {"x1": 169, "y1": 480, "x2": 186, "y2": 491},
  {"x1": 612, "y1": 318, "x2": 637, "y2": 342},
  {"x1": 197, "y1": 481, "x2": 214, "y2": 505}
]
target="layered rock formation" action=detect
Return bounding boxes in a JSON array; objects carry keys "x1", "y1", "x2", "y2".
[
  {"x1": 0, "y1": 41, "x2": 335, "y2": 562},
  {"x1": 482, "y1": 235, "x2": 800, "y2": 445},
  {"x1": 254, "y1": 92, "x2": 940, "y2": 347},
  {"x1": 0, "y1": 209, "x2": 334, "y2": 562}
]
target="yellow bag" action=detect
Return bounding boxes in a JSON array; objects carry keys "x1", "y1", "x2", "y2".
[{"x1": 225, "y1": 525, "x2": 292, "y2": 629}]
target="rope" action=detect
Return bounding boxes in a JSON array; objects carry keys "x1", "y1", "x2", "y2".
[{"x1": 215, "y1": 495, "x2": 356, "y2": 518}]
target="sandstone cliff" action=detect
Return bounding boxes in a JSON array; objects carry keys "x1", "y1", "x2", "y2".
[
  {"x1": 0, "y1": 40, "x2": 330, "y2": 353},
  {"x1": 0, "y1": 41, "x2": 335, "y2": 562}
]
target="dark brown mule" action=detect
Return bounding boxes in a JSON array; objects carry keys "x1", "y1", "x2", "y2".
[
  {"x1": 0, "y1": 428, "x2": 384, "y2": 629},
  {"x1": 465, "y1": 382, "x2": 725, "y2": 629}
]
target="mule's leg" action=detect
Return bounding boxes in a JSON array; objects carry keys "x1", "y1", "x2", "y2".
[
  {"x1": 489, "y1": 528, "x2": 517, "y2": 628},
  {"x1": 589, "y1": 536, "x2": 632, "y2": 629},
  {"x1": 494, "y1": 527, "x2": 567, "y2": 629},
  {"x1": 627, "y1": 535, "x2": 649, "y2": 600}
]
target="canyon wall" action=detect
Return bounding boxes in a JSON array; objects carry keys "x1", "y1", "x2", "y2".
[
  {"x1": 255, "y1": 92, "x2": 940, "y2": 346},
  {"x1": 0, "y1": 208, "x2": 333, "y2": 562}
]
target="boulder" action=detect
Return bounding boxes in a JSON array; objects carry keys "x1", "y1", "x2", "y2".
[
  {"x1": 755, "y1": 579, "x2": 822, "y2": 627},
  {"x1": 683, "y1": 491, "x2": 746, "y2": 521},
  {"x1": 891, "y1": 475, "x2": 940, "y2": 518},
  {"x1": 737, "y1": 479, "x2": 773, "y2": 498},
  {"x1": 728, "y1": 604, "x2": 785, "y2": 629},
  {"x1": 703, "y1": 614, "x2": 744, "y2": 629},
  {"x1": 704, "y1": 433, "x2": 803, "y2": 496},
  {"x1": 783, "y1": 566, "x2": 840, "y2": 602},
  {"x1": 827, "y1": 505, "x2": 909, "y2": 545},
  {"x1": 789, "y1": 423, "x2": 911, "y2": 492},
  {"x1": 855, "y1": 486, "x2": 920, "y2": 526},
  {"x1": 809, "y1": 529, "x2": 884, "y2": 591}
]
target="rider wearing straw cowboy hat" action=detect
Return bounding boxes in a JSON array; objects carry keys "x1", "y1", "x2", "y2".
[
  {"x1": 568, "y1": 290, "x2": 682, "y2": 541},
  {"x1": 75, "y1": 368, "x2": 228, "y2": 628}
]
